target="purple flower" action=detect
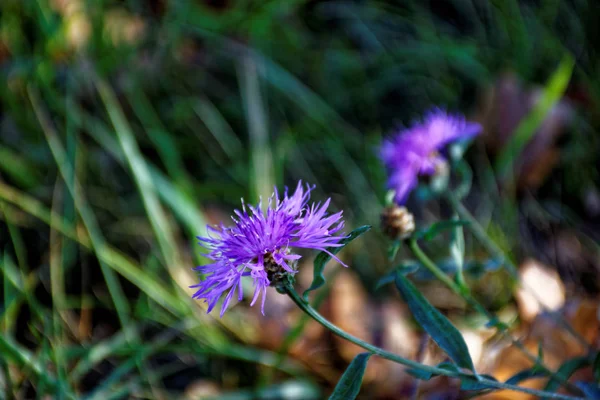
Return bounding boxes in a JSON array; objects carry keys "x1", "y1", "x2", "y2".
[
  {"x1": 192, "y1": 182, "x2": 346, "y2": 317},
  {"x1": 380, "y1": 109, "x2": 481, "y2": 204}
]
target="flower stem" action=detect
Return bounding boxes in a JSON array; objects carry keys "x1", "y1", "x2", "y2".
[
  {"x1": 444, "y1": 191, "x2": 517, "y2": 275},
  {"x1": 284, "y1": 286, "x2": 582, "y2": 400},
  {"x1": 444, "y1": 190, "x2": 592, "y2": 351},
  {"x1": 409, "y1": 237, "x2": 583, "y2": 396}
]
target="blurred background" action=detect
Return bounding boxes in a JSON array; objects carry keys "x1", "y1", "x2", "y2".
[{"x1": 0, "y1": 0, "x2": 599, "y2": 399}]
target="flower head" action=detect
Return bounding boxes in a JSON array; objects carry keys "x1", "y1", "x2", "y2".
[
  {"x1": 192, "y1": 182, "x2": 346, "y2": 316},
  {"x1": 379, "y1": 108, "x2": 481, "y2": 203}
]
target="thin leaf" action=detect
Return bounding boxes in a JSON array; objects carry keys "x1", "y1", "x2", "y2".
[
  {"x1": 394, "y1": 273, "x2": 475, "y2": 372},
  {"x1": 0, "y1": 144, "x2": 41, "y2": 188},
  {"x1": 450, "y1": 214, "x2": 466, "y2": 286},
  {"x1": 505, "y1": 368, "x2": 548, "y2": 385},
  {"x1": 416, "y1": 220, "x2": 470, "y2": 241},
  {"x1": 495, "y1": 55, "x2": 574, "y2": 180},
  {"x1": 204, "y1": 380, "x2": 321, "y2": 400},
  {"x1": 460, "y1": 374, "x2": 497, "y2": 391},
  {"x1": 405, "y1": 361, "x2": 460, "y2": 382},
  {"x1": 329, "y1": 353, "x2": 372, "y2": 400},
  {"x1": 303, "y1": 225, "x2": 371, "y2": 300},
  {"x1": 375, "y1": 262, "x2": 420, "y2": 290},
  {"x1": 406, "y1": 368, "x2": 434, "y2": 381},
  {"x1": 544, "y1": 356, "x2": 590, "y2": 392}
]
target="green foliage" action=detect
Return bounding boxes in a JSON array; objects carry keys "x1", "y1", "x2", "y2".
[
  {"x1": 494, "y1": 55, "x2": 575, "y2": 181},
  {"x1": 375, "y1": 262, "x2": 420, "y2": 289},
  {"x1": 303, "y1": 225, "x2": 371, "y2": 301},
  {"x1": 1, "y1": 0, "x2": 599, "y2": 397},
  {"x1": 416, "y1": 220, "x2": 470, "y2": 241},
  {"x1": 329, "y1": 353, "x2": 372, "y2": 400},
  {"x1": 505, "y1": 368, "x2": 548, "y2": 385},
  {"x1": 406, "y1": 361, "x2": 460, "y2": 381},
  {"x1": 544, "y1": 356, "x2": 592, "y2": 393},
  {"x1": 394, "y1": 273, "x2": 475, "y2": 372}
]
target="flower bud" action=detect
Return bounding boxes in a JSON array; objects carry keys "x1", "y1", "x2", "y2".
[{"x1": 381, "y1": 205, "x2": 415, "y2": 240}]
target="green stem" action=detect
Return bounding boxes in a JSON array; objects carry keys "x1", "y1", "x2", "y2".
[
  {"x1": 444, "y1": 191, "x2": 592, "y2": 351},
  {"x1": 444, "y1": 192, "x2": 516, "y2": 275},
  {"x1": 0, "y1": 335, "x2": 77, "y2": 399},
  {"x1": 285, "y1": 286, "x2": 582, "y2": 400},
  {"x1": 409, "y1": 237, "x2": 582, "y2": 396}
]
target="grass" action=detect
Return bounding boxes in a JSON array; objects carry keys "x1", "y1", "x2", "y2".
[{"x1": 1, "y1": 0, "x2": 599, "y2": 398}]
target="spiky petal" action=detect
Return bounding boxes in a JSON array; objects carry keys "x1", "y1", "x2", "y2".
[
  {"x1": 191, "y1": 182, "x2": 346, "y2": 316},
  {"x1": 379, "y1": 108, "x2": 481, "y2": 203}
]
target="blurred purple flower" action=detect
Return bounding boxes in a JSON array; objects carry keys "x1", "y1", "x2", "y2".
[
  {"x1": 380, "y1": 109, "x2": 482, "y2": 204},
  {"x1": 192, "y1": 182, "x2": 346, "y2": 317}
]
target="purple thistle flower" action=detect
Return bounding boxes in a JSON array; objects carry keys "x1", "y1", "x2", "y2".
[
  {"x1": 192, "y1": 182, "x2": 346, "y2": 317},
  {"x1": 379, "y1": 108, "x2": 482, "y2": 204}
]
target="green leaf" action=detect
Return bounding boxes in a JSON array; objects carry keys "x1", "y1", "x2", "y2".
[
  {"x1": 452, "y1": 160, "x2": 473, "y2": 200},
  {"x1": 505, "y1": 368, "x2": 547, "y2": 385},
  {"x1": 544, "y1": 356, "x2": 591, "y2": 392},
  {"x1": 181, "y1": 380, "x2": 321, "y2": 400},
  {"x1": 0, "y1": 144, "x2": 41, "y2": 188},
  {"x1": 437, "y1": 361, "x2": 461, "y2": 373},
  {"x1": 460, "y1": 374, "x2": 497, "y2": 391},
  {"x1": 375, "y1": 262, "x2": 420, "y2": 290},
  {"x1": 416, "y1": 220, "x2": 470, "y2": 241},
  {"x1": 303, "y1": 225, "x2": 371, "y2": 301},
  {"x1": 450, "y1": 215, "x2": 466, "y2": 287},
  {"x1": 394, "y1": 273, "x2": 475, "y2": 372},
  {"x1": 495, "y1": 55, "x2": 574, "y2": 180},
  {"x1": 406, "y1": 361, "x2": 460, "y2": 382},
  {"x1": 329, "y1": 353, "x2": 372, "y2": 400},
  {"x1": 593, "y1": 352, "x2": 600, "y2": 382},
  {"x1": 387, "y1": 239, "x2": 402, "y2": 261},
  {"x1": 405, "y1": 368, "x2": 434, "y2": 381}
]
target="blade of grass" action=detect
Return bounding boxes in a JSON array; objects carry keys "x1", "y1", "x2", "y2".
[
  {"x1": 94, "y1": 77, "x2": 246, "y2": 342},
  {"x1": 125, "y1": 87, "x2": 195, "y2": 195},
  {"x1": 28, "y1": 86, "x2": 134, "y2": 333},
  {"x1": 0, "y1": 179, "x2": 228, "y2": 343},
  {"x1": 495, "y1": 55, "x2": 574, "y2": 180},
  {"x1": 0, "y1": 191, "x2": 28, "y2": 273},
  {"x1": 64, "y1": 101, "x2": 209, "y2": 238},
  {"x1": 96, "y1": 77, "x2": 180, "y2": 268},
  {"x1": 0, "y1": 335, "x2": 76, "y2": 399},
  {"x1": 238, "y1": 53, "x2": 276, "y2": 202},
  {"x1": 28, "y1": 86, "x2": 164, "y2": 391},
  {"x1": 95, "y1": 78, "x2": 257, "y2": 338},
  {"x1": 0, "y1": 144, "x2": 41, "y2": 188},
  {"x1": 192, "y1": 95, "x2": 244, "y2": 161},
  {"x1": 0, "y1": 249, "x2": 43, "y2": 332},
  {"x1": 49, "y1": 179, "x2": 71, "y2": 399}
]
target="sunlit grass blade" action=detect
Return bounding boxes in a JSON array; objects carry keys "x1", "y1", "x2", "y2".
[
  {"x1": 28, "y1": 86, "x2": 133, "y2": 331},
  {"x1": 238, "y1": 53, "x2": 276, "y2": 202},
  {"x1": 29, "y1": 86, "x2": 161, "y2": 391},
  {"x1": 0, "y1": 334, "x2": 76, "y2": 399},
  {"x1": 192, "y1": 95, "x2": 244, "y2": 161},
  {"x1": 94, "y1": 77, "x2": 257, "y2": 339},
  {"x1": 0, "y1": 144, "x2": 41, "y2": 188},
  {"x1": 0, "y1": 155, "x2": 240, "y2": 346},
  {"x1": 495, "y1": 55, "x2": 574, "y2": 180},
  {"x1": 96, "y1": 78, "x2": 180, "y2": 269},
  {"x1": 63, "y1": 101, "x2": 209, "y2": 238},
  {"x1": 125, "y1": 87, "x2": 195, "y2": 195},
  {"x1": 49, "y1": 180, "x2": 72, "y2": 398}
]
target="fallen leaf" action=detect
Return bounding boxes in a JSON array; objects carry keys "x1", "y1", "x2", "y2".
[{"x1": 516, "y1": 259, "x2": 565, "y2": 322}]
